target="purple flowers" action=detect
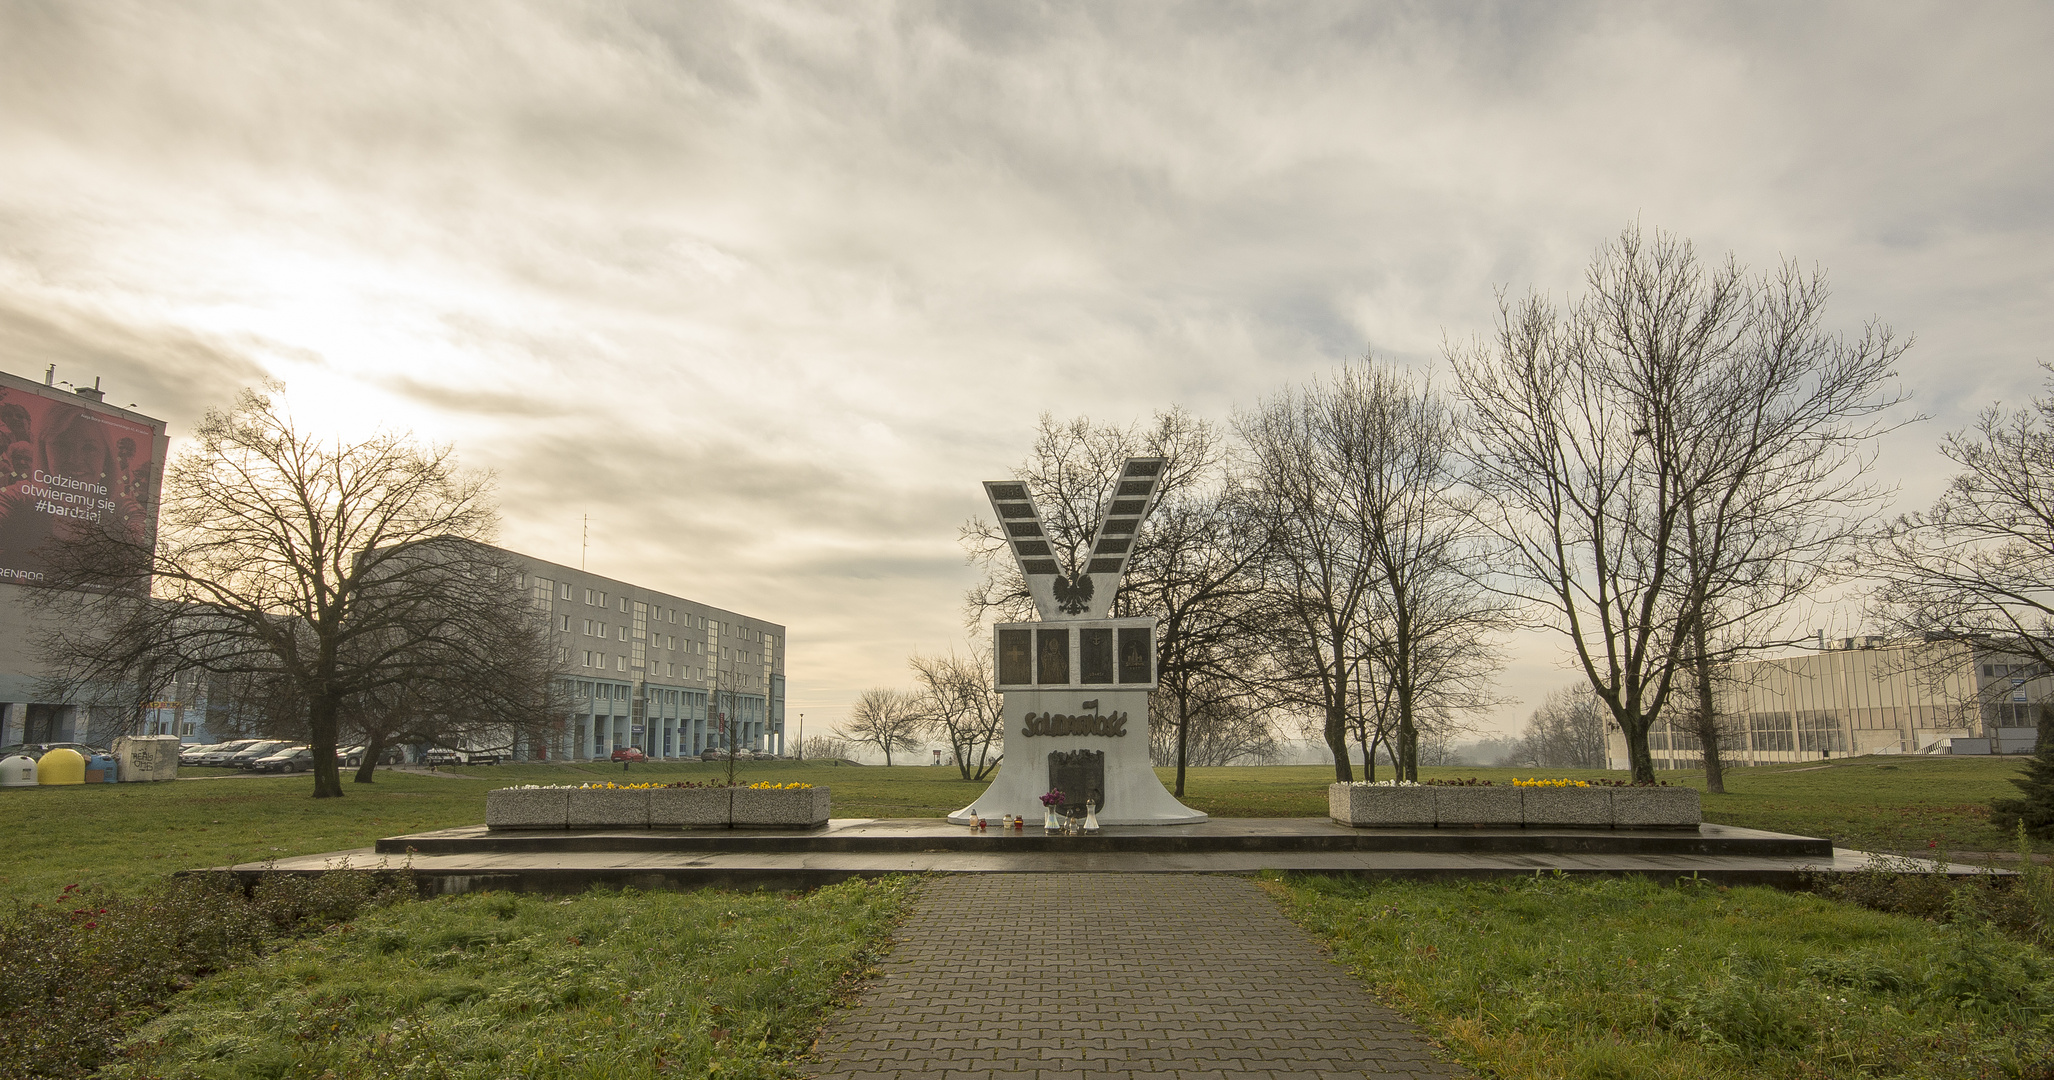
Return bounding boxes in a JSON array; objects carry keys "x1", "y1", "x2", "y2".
[{"x1": 1039, "y1": 790, "x2": 1066, "y2": 807}]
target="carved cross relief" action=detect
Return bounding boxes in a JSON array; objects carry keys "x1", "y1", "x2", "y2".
[{"x1": 982, "y1": 457, "x2": 1165, "y2": 621}]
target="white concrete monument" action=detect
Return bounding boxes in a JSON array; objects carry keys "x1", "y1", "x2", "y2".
[{"x1": 946, "y1": 458, "x2": 1207, "y2": 825}]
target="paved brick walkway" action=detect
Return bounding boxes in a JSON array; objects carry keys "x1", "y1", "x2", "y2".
[{"x1": 809, "y1": 873, "x2": 1470, "y2": 1079}]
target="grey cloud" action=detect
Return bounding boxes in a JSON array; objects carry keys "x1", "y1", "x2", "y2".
[
  {"x1": 0, "y1": 297, "x2": 267, "y2": 429},
  {"x1": 2, "y1": 2, "x2": 2049, "y2": 732}
]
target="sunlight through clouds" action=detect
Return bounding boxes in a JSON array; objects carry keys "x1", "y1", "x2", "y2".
[{"x1": 0, "y1": 1, "x2": 2047, "y2": 731}]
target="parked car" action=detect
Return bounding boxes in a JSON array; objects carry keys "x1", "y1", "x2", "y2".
[
  {"x1": 179, "y1": 742, "x2": 230, "y2": 765},
  {"x1": 249, "y1": 745, "x2": 315, "y2": 773},
  {"x1": 195, "y1": 740, "x2": 268, "y2": 767},
  {"x1": 339, "y1": 744, "x2": 407, "y2": 767},
  {"x1": 609, "y1": 746, "x2": 647, "y2": 763},
  {"x1": 222, "y1": 740, "x2": 291, "y2": 769},
  {"x1": 423, "y1": 748, "x2": 505, "y2": 766}
]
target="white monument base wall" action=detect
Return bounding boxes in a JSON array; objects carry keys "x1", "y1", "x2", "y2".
[{"x1": 946, "y1": 689, "x2": 1206, "y2": 825}]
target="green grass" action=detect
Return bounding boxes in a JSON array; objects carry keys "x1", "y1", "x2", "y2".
[
  {"x1": 3, "y1": 754, "x2": 2040, "y2": 905},
  {"x1": 103, "y1": 876, "x2": 913, "y2": 1080},
  {"x1": 1270, "y1": 873, "x2": 2054, "y2": 1079}
]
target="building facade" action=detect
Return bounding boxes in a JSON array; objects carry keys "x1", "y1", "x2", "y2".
[
  {"x1": 506, "y1": 550, "x2": 787, "y2": 761},
  {"x1": 1610, "y1": 635, "x2": 2050, "y2": 769},
  {"x1": 0, "y1": 366, "x2": 169, "y2": 747}
]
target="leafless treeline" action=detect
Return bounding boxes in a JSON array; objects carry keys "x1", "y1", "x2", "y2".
[{"x1": 939, "y1": 223, "x2": 1914, "y2": 786}]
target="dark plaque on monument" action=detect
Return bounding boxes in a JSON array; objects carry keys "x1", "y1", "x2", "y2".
[
  {"x1": 1047, "y1": 749, "x2": 1105, "y2": 817},
  {"x1": 1118, "y1": 626, "x2": 1153, "y2": 683},
  {"x1": 1036, "y1": 627, "x2": 1070, "y2": 684},
  {"x1": 998, "y1": 629, "x2": 1032, "y2": 685},
  {"x1": 1080, "y1": 628, "x2": 1114, "y2": 684}
]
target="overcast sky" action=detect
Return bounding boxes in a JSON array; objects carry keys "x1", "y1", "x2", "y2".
[{"x1": 2, "y1": 2, "x2": 2048, "y2": 740}]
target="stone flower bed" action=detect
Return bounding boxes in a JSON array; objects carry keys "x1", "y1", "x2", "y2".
[
  {"x1": 487, "y1": 781, "x2": 830, "y2": 830},
  {"x1": 1328, "y1": 781, "x2": 1700, "y2": 829}
]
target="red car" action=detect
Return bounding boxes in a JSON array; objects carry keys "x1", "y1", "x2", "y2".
[{"x1": 609, "y1": 747, "x2": 646, "y2": 763}]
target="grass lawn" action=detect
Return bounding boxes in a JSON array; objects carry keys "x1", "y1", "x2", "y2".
[
  {"x1": 1270, "y1": 872, "x2": 2053, "y2": 1079},
  {"x1": 3, "y1": 753, "x2": 2041, "y2": 904},
  {"x1": 97, "y1": 877, "x2": 911, "y2": 1079}
]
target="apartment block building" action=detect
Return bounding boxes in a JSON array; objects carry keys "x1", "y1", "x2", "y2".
[{"x1": 507, "y1": 550, "x2": 786, "y2": 761}]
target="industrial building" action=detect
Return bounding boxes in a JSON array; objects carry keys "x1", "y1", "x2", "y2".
[{"x1": 1610, "y1": 635, "x2": 2048, "y2": 770}]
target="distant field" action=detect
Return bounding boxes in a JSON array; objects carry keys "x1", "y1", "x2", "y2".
[{"x1": 0, "y1": 753, "x2": 2039, "y2": 903}]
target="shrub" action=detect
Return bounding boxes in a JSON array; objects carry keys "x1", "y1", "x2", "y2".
[
  {"x1": 1992, "y1": 708, "x2": 2054, "y2": 838},
  {"x1": 0, "y1": 870, "x2": 413, "y2": 1079}
]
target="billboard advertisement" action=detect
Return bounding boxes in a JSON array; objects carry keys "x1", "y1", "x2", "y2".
[{"x1": 0, "y1": 383, "x2": 162, "y2": 588}]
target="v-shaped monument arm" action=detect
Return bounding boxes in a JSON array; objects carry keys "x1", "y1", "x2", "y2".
[
  {"x1": 1074, "y1": 457, "x2": 1164, "y2": 617},
  {"x1": 985, "y1": 457, "x2": 1165, "y2": 621}
]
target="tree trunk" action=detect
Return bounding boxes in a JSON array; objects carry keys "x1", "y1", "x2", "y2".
[
  {"x1": 1621, "y1": 715, "x2": 1656, "y2": 785},
  {"x1": 309, "y1": 690, "x2": 344, "y2": 799},
  {"x1": 1690, "y1": 641, "x2": 1726, "y2": 794},
  {"x1": 1173, "y1": 684, "x2": 1191, "y2": 797},
  {"x1": 353, "y1": 731, "x2": 384, "y2": 784},
  {"x1": 1395, "y1": 674, "x2": 1418, "y2": 782},
  {"x1": 1325, "y1": 701, "x2": 1353, "y2": 782}
]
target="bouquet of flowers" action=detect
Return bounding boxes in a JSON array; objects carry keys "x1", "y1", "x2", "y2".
[{"x1": 1039, "y1": 789, "x2": 1066, "y2": 807}]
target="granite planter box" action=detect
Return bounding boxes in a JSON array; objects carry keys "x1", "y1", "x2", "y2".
[
  {"x1": 1521, "y1": 787, "x2": 1614, "y2": 828},
  {"x1": 1610, "y1": 786, "x2": 1701, "y2": 828},
  {"x1": 1328, "y1": 784, "x2": 1435, "y2": 827},
  {"x1": 567, "y1": 788, "x2": 651, "y2": 829},
  {"x1": 650, "y1": 787, "x2": 732, "y2": 828},
  {"x1": 731, "y1": 786, "x2": 831, "y2": 829},
  {"x1": 485, "y1": 787, "x2": 571, "y2": 830},
  {"x1": 1433, "y1": 786, "x2": 1524, "y2": 827}
]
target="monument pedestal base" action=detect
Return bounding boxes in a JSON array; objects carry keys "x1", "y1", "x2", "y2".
[{"x1": 945, "y1": 689, "x2": 1206, "y2": 826}]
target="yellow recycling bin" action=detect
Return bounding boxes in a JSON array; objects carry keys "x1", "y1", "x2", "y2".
[{"x1": 37, "y1": 748, "x2": 86, "y2": 785}]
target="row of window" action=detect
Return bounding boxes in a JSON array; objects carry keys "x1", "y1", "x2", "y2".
[
  {"x1": 573, "y1": 652, "x2": 765, "y2": 685},
  {"x1": 529, "y1": 576, "x2": 779, "y2": 646},
  {"x1": 551, "y1": 615, "x2": 759, "y2": 661}
]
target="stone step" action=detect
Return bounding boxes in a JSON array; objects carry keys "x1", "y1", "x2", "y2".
[{"x1": 373, "y1": 817, "x2": 1834, "y2": 859}]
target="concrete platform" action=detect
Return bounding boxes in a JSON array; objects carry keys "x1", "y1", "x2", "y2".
[
  {"x1": 378, "y1": 816, "x2": 1832, "y2": 857},
  {"x1": 207, "y1": 817, "x2": 2006, "y2": 895}
]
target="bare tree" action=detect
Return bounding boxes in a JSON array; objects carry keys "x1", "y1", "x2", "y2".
[
  {"x1": 1241, "y1": 358, "x2": 1508, "y2": 782},
  {"x1": 32, "y1": 386, "x2": 530, "y2": 798},
  {"x1": 1453, "y1": 225, "x2": 1909, "y2": 783},
  {"x1": 1119, "y1": 477, "x2": 1269, "y2": 794},
  {"x1": 1511, "y1": 682, "x2": 1612, "y2": 769},
  {"x1": 335, "y1": 602, "x2": 570, "y2": 782},
  {"x1": 842, "y1": 687, "x2": 925, "y2": 766},
  {"x1": 909, "y1": 649, "x2": 1004, "y2": 780},
  {"x1": 1146, "y1": 673, "x2": 1281, "y2": 767},
  {"x1": 799, "y1": 733, "x2": 855, "y2": 762},
  {"x1": 1870, "y1": 367, "x2": 2054, "y2": 673}
]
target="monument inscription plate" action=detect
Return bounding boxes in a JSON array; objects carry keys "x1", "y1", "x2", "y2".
[{"x1": 1047, "y1": 749, "x2": 1106, "y2": 816}]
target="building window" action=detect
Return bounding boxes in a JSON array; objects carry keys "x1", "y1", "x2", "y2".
[
  {"x1": 616, "y1": 656, "x2": 627, "y2": 672},
  {"x1": 559, "y1": 614, "x2": 571, "y2": 632},
  {"x1": 561, "y1": 582, "x2": 573, "y2": 600},
  {"x1": 620, "y1": 597, "x2": 628, "y2": 612}
]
